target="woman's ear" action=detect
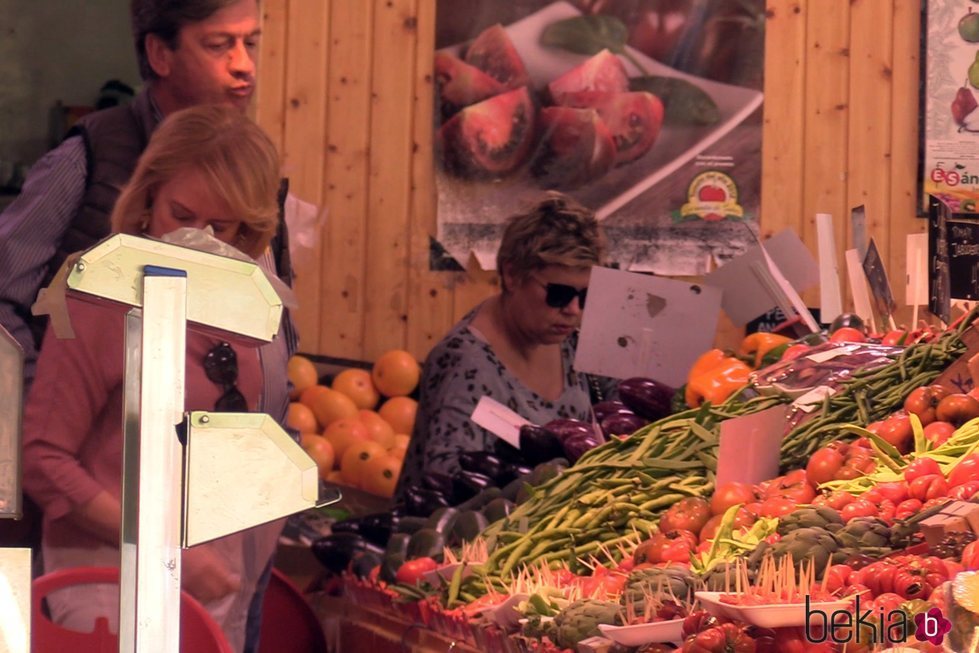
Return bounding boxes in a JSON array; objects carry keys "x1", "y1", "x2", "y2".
[{"x1": 145, "y1": 34, "x2": 173, "y2": 78}]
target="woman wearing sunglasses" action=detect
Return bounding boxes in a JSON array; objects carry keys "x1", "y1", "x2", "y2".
[
  {"x1": 22, "y1": 105, "x2": 288, "y2": 651},
  {"x1": 397, "y1": 192, "x2": 615, "y2": 496}
]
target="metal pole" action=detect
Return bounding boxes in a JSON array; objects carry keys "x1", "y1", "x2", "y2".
[{"x1": 119, "y1": 267, "x2": 187, "y2": 653}]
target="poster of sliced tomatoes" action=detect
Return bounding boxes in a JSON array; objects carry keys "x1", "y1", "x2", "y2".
[{"x1": 433, "y1": 0, "x2": 765, "y2": 275}]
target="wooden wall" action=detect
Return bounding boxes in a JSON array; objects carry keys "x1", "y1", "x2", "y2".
[{"x1": 255, "y1": 0, "x2": 924, "y2": 363}]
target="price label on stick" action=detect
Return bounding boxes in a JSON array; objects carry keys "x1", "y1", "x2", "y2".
[{"x1": 861, "y1": 238, "x2": 897, "y2": 326}]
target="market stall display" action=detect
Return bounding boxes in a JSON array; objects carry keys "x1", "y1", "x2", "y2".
[{"x1": 301, "y1": 312, "x2": 979, "y2": 652}]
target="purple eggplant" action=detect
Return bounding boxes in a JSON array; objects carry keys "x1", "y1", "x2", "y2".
[
  {"x1": 458, "y1": 451, "x2": 507, "y2": 483},
  {"x1": 451, "y1": 470, "x2": 496, "y2": 505},
  {"x1": 403, "y1": 486, "x2": 450, "y2": 517},
  {"x1": 311, "y1": 533, "x2": 383, "y2": 574},
  {"x1": 518, "y1": 424, "x2": 564, "y2": 465},
  {"x1": 561, "y1": 431, "x2": 603, "y2": 463},
  {"x1": 592, "y1": 399, "x2": 631, "y2": 423},
  {"x1": 421, "y1": 472, "x2": 455, "y2": 497},
  {"x1": 543, "y1": 418, "x2": 599, "y2": 442},
  {"x1": 600, "y1": 412, "x2": 648, "y2": 438},
  {"x1": 617, "y1": 377, "x2": 675, "y2": 421},
  {"x1": 493, "y1": 436, "x2": 526, "y2": 464}
]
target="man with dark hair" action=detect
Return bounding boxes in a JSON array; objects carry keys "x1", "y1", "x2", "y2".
[
  {"x1": 0, "y1": 0, "x2": 292, "y2": 390},
  {"x1": 0, "y1": 2, "x2": 292, "y2": 650}
]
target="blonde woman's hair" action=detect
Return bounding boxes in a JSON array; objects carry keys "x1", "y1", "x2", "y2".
[
  {"x1": 496, "y1": 191, "x2": 606, "y2": 289},
  {"x1": 111, "y1": 104, "x2": 280, "y2": 259}
]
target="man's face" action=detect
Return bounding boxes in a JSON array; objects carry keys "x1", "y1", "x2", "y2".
[{"x1": 154, "y1": 0, "x2": 260, "y2": 112}]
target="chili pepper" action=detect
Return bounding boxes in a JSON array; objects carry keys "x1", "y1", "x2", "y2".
[
  {"x1": 685, "y1": 349, "x2": 752, "y2": 408},
  {"x1": 739, "y1": 332, "x2": 792, "y2": 368}
]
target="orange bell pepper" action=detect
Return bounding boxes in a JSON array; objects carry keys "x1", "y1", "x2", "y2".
[{"x1": 684, "y1": 349, "x2": 752, "y2": 408}]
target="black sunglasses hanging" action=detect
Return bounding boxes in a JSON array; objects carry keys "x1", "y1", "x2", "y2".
[{"x1": 203, "y1": 342, "x2": 248, "y2": 412}]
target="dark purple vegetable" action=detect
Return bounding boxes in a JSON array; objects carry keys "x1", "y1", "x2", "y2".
[
  {"x1": 421, "y1": 472, "x2": 455, "y2": 497},
  {"x1": 592, "y1": 399, "x2": 631, "y2": 423},
  {"x1": 359, "y1": 512, "x2": 396, "y2": 547},
  {"x1": 518, "y1": 424, "x2": 564, "y2": 465},
  {"x1": 544, "y1": 418, "x2": 599, "y2": 442},
  {"x1": 601, "y1": 412, "x2": 648, "y2": 438},
  {"x1": 349, "y1": 550, "x2": 383, "y2": 579},
  {"x1": 403, "y1": 486, "x2": 451, "y2": 517},
  {"x1": 617, "y1": 377, "x2": 675, "y2": 421},
  {"x1": 493, "y1": 436, "x2": 526, "y2": 464},
  {"x1": 561, "y1": 431, "x2": 603, "y2": 463},
  {"x1": 329, "y1": 517, "x2": 363, "y2": 536},
  {"x1": 458, "y1": 450, "x2": 507, "y2": 482},
  {"x1": 505, "y1": 463, "x2": 534, "y2": 482},
  {"x1": 311, "y1": 533, "x2": 382, "y2": 574},
  {"x1": 451, "y1": 470, "x2": 496, "y2": 505}
]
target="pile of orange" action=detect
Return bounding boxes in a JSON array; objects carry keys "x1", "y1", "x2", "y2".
[{"x1": 286, "y1": 350, "x2": 421, "y2": 499}]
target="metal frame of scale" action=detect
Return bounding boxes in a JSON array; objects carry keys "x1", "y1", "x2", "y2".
[{"x1": 59, "y1": 234, "x2": 340, "y2": 652}]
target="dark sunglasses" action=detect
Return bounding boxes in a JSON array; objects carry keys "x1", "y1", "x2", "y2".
[
  {"x1": 203, "y1": 342, "x2": 248, "y2": 412},
  {"x1": 535, "y1": 279, "x2": 588, "y2": 310}
]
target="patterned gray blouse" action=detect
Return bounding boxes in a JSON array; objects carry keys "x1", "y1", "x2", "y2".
[{"x1": 396, "y1": 305, "x2": 614, "y2": 495}]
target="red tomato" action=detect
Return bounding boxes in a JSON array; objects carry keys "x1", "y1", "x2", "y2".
[
  {"x1": 905, "y1": 458, "x2": 943, "y2": 483},
  {"x1": 830, "y1": 326, "x2": 866, "y2": 343},
  {"x1": 806, "y1": 448, "x2": 845, "y2": 486},
  {"x1": 709, "y1": 482, "x2": 756, "y2": 515},
  {"x1": 761, "y1": 469, "x2": 816, "y2": 503},
  {"x1": 395, "y1": 557, "x2": 438, "y2": 585},
  {"x1": 904, "y1": 385, "x2": 950, "y2": 425},
  {"x1": 812, "y1": 490, "x2": 855, "y2": 510},
  {"x1": 950, "y1": 480, "x2": 979, "y2": 500},
  {"x1": 894, "y1": 498, "x2": 923, "y2": 520},
  {"x1": 882, "y1": 329, "x2": 908, "y2": 346},
  {"x1": 949, "y1": 453, "x2": 979, "y2": 487},
  {"x1": 822, "y1": 564, "x2": 853, "y2": 593},
  {"x1": 758, "y1": 496, "x2": 797, "y2": 518},
  {"x1": 963, "y1": 541, "x2": 979, "y2": 570},
  {"x1": 841, "y1": 498, "x2": 877, "y2": 522},
  {"x1": 936, "y1": 393, "x2": 979, "y2": 426},
  {"x1": 774, "y1": 626, "x2": 834, "y2": 653},
  {"x1": 875, "y1": 482, "x2": 910, "y2": 503},
  {"x1": 908, "y1": 474, "x2": 949, "y2": 501},
  {"x1": 660, "y1": 497, "x2": 712, "y2": 535},
  {"x1": 877, "y1": 413, "x2": 914, "y2": 453},
  {"x1": 699, "y1": 507, "x2": 755, "y2": 541},
  {"x1": 780, "y1": 343, "x2": 810, "y2": 361},
  {"x1": 923, "y1": 420, "x2": 956, "y2": 446},
  {"x1": 634, "y1": 530, "x2": 698, "y2": 565}
]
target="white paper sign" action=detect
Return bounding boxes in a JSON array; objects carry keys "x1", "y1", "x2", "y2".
[
  {"x1": 716, "y1": 405, "x2": 790, "y2": 486},
  {"x1": 575, "y1": 266, "x2": 722, "y2": 387},
  {"x1": 470, "y1": 396, "x2": 530, "y2": 448},
  {"x1": 906, "y1": 233, "x2": 929, "y2": 306},
  {"x1": 703, "y1": 229, "x2": 819, "y2": 326},
  {"x1": 816, "y1": 213, "x2": 843, "y2": 323}
]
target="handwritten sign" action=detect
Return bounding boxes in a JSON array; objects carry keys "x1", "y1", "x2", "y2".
[
  {"x1": 929, "y1": 195, "x2": 953, "y2": 324},
  {"x1": 862, "y1": 238, "x2": 897, "y2": 322}
]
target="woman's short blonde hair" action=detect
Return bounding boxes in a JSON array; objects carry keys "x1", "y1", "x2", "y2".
[
  {"x1": 496, "y1": 191, "x2": 606, "y2": 288},
  {"x1": 111, "y1": 104, "x2": 280, "y2": 259}
]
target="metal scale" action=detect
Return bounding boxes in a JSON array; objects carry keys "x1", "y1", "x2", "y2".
[{"x1": 1, "y1": 234, "x2": 340, "y2": 652}]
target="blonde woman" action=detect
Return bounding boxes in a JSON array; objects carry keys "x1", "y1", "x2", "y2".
[{"x1": 23, "y1": 105, "x2": 287, "y2": 652}]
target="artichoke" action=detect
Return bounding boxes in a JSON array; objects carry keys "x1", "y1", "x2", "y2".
[
  {"x1": 776, "y1": 507, "x2": 844, "y2": 536},
  {"x1": 769, "y1": 526, "x2": 842, "y2": 574},
  {"x1": 836, "y1": 517, "x2": 891, "y2": 546},
  {"x1": 620, "y1": 565, "x2": 697, "y2": 617},
  {"x1": 552, "y1": 599, "x2": 621, "y2": 648}
]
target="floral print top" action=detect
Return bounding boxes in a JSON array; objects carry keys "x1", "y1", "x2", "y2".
[{"x1": 396, "y1": 305, "x2": 615, "y2": 496}]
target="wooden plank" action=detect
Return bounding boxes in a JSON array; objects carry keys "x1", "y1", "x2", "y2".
[
  {"x1": 405, "y1": 0, "x2": 455, "y2": 361},
  {"x1": 363, "y1": 0, "x2": 419, "y2": 358},
  {"x1": 847, "y1": 0, "x2": 894, "y2": 304},
  {"x1": 761, "y1": 0, "x2": 808, "y2": 296},
  {"x1": 281, "y1": 0, "x2": 331, "y2": 352},
  {"x1": 889, "y1": 0, "x2": 925, "y2": 327},
  {"x1": 319, "y1": 0, "x2": 376, "y2": 360},
  {"x1": 254, "y1": 0, "x2": 288, "y2": 156},
  {"x1": 802, "y1": 0, "x2": 851, "y2": 309}
]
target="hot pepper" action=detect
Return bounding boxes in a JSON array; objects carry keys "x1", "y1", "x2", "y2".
[
  {"x1": 738, "y1": 332, "x2": 792, "y2": 368},
  {"x1": 685, "y1": 349, "x2": 752, "y2": 408}
]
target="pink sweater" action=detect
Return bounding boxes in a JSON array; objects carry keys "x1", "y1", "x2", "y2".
[{"x1": 24, "y1": 295, "x2": 262, "y2": 542}]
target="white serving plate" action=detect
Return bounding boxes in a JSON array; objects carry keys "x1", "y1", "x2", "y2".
[
  {"x1": 436, "y1": 0, "x2": 765, "y2": 265},
  {"x1": 598, "y1": 618, "x2": 685, "y2": 646},
  {"x1": 695, "y1": 591, "x2": 852, "y2": 629}
]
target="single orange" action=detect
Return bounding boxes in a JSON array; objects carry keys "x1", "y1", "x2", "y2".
[
  {"x1": 340, "y1": 440, "x2": 387, "y2": 487},
  {"x1": 300, "y1": 385, "x2": 359, "y2": 429},
  {"x1": 332, "y1": 368, "x2": 380, "y2": 410},
  {"x1": 287, "y1": 355, "x2": 319, "y2": 400},
  {"x1": 371, "y1": 350, "x2": 421, "y2": 397},
  {"x1": 388, "y1": 443, "x2": 408, "y2": 460},
  {"x1": 378, "y1": 396, "x2": 418, "y2": 436},
  {"x1": 391, "y1": 433, "x2": 411, "y2": 450},
  {"x1": 360, "y1": 454, "x2": 403, "y2": 498},
  {"x1": 322, "y1": 417, "x2": 370, "y2": 461},
  {"x1": 286, "y1": 402, "x2": 319, "y2": 434},
  {"x1": 358, "y1": 409, "x2": 396, "y2": 449},
  {"x1": 324, "y1": 469, "x2": 344, "y2": 484},
  {"x1": 299, "y1": 433, "x2": 335, "y2": 480}
]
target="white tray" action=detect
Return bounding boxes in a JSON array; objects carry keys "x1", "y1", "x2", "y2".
[
  {"x1": 598, "y1": 618, "x2": 685, "y2": 646},
  {"x1": 695, "y1": 591, "x2": 852, "y2": 629}
]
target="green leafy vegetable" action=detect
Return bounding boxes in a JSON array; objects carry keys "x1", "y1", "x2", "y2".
[
  {"x1": 540, "y1": 16, "x2": 649, "y2": 75},
  {"x1": 630, "y1": 76, "x2": 721, "y2": 126}
]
